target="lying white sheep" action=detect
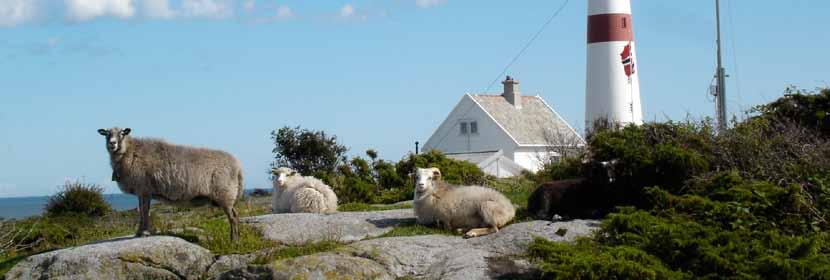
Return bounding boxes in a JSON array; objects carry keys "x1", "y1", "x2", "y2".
[
  {"x1": 271, "y1": 167, "x2": 338, "y2": 214},
  {"x1": 413, "y1": 167, "x2": 515, "y2": 238}
]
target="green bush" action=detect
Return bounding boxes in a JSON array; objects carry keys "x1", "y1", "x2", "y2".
[
  {"x1": 271, "y1": 126, "x2": 348, "y2": 175},
  {"x1": 528, "y1": 87, "x2": 830, "y2": 279},
  {"x1": 395, "y1": 149, "x2": 486, "y2": 186},
  {"x1": 534, "y1": 156, "x2": 584, "y2": 183},
  {"x1": 529, "y1": 237, "x2": 686, "y2": 280},
  {"x1": 271, "y1": 126, "x2": 487, "y2": 205},
  {"x1": 45, "y1": 181, "x2": 112, "y2": 217},
  {"x1": 321, "y1": 149, "x2": 485, "y2": 204},
  {"x1": 755, "y1": 86, "x2": 830, "y2": 137}
]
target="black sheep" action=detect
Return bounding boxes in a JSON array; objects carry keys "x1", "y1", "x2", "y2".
[{"x1": 527, "y1": 160, "x2": 618, "y2": 220}]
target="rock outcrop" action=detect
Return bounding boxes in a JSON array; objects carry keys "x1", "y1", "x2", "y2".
[
  {"x1": 6, "y1": 236, "x2": 214, "y2": 280},
  {"x1": 242, "y1": 209, "x2": 415, "y2": 245},
  {"x1": 7, "y1": 209, "x2": 600, "y2": 280},
  {"x1": 221, "y1": 220, "x2": 599, "y2": 280}
]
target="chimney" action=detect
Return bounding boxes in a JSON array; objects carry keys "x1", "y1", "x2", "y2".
[{"x1": 502, "y1": 75, "x2": 521, "y2": 109}]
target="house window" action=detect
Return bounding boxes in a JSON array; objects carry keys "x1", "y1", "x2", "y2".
[
  {"x1": 470, "y1": 121, "x2": 478, "y2": 134},
  {"x1": 460, "y1": 122, "x2": 468, "y2": 135}
]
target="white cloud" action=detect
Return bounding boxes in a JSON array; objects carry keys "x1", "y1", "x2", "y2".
[
  {"x1": 142, "y1": 0, "x2": 175, "y2": 19},
  {"x1": 0, "y1": 0, "x2": 38, "y2": 27},
  {"x1": 339, "y1": 4, "x2": 354, "y2": 18},
  {"x1": 275, "y1": 5, "x2": 293, "y2": 19},
  {"x1": 65, "y1": 0, "x2": 136, "y2": 22},
  {"x1": 181, "y1": 0, "x2": 233, "y2": 19},
  {"x1": 415, "y1": 0, "x2": 445, "y2": 8}
]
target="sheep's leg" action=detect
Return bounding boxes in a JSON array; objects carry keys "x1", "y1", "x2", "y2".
[
  {"x1": 463, "y1": 227, "x2": 498, "y2": 238},
  {"x1": 223, "y1": 206, "x2": 240, "y2": 242},
  {"x1": 464, "y1": 201, "x2": 507, "y2": 238},
  {"x1": 136, "y1": 195, "x2": 152, "y2": 237}
]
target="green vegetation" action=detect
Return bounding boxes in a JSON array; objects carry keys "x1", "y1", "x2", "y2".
[
  {"x1": 45, "y1": 181, "x2": 112, "y2": 217},
  {"x1": 529, "y1": 87, "x2": 830, "y2": 279},
  {"x1": 337, "y1": 202, "x2": 412, "y2": 212},
  {"x1": 251, "y1": 241, "x2": 342, "y2": 265},
  {"x1": 0, "y1": 211, "x2": 136, "y2": 277},
  {"x1": 271, "y1": 126, "x2": 349, "y2": 175},
  {"x1": 395, "y1": 149, "x2": 486, "y2": 186},
  {"x1": 272, "y1": 126, "x2": 487, "y2": 204},
  {"x1": 377, "y1": 220, "x2": 457, "y2": 238},
  {"x1": 0, "y1": 195, "x2": 275, "y2": 277}
]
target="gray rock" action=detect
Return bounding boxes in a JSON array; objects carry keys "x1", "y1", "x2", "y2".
[
  {"x1": 242, "y1": 209, "x2": 415, "y2": 245},
  {"x1": 469, "y1": 219, "x2": 600, "y2": 255},
  {"x1": 341, "y1": 219, "x2": 599, "y2": 280},
  {"x1": 6, "y1": 236, "x2": 214, "y2": 280},
  {"x1": 205, "y1": 254, "x2": 258, "y2": 279},
  {"x1": 425, "y1": 247, "x2": 492, "y2": 280},
  {"x1": 268, "y1": 253, "x2": 393, "y2": 280},
  {"x1": 348, "y1": 235, "x2": 467, "y2": 277},
  {"x1": 217, "y1": 253, "x2": 395, "y2": 280}
]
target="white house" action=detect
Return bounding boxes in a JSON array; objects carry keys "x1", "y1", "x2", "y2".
[{"x1": 422, "y1": 76, "x2": 585, "y2": 178}]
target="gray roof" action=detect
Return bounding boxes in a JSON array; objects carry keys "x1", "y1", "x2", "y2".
[{"x1": 470, "y1": 94, "x2": 583, "y2": 145}]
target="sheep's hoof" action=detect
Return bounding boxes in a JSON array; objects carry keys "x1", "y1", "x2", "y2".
[
  {"x1": 463, "y1": 232, "x2": 477, "y2": 239},
  {"x1": 135, "y1": 230, "x2": 151, "y2": 238}
]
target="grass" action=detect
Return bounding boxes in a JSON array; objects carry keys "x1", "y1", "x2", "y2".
[
  {"x1": 153, "y1": 196, "x2": 279, "y2": 255},
  {"x1": 486, "y1": 175, "x2": 538, "y2": 222},
  {"x1": 486, "y1": 175, "x2": 537, "y2": 208},
  {"x1": 377, "y1": 220, "x2": 457, "y2": 238},
  {"x1": 0, "y1": 183, "x2": 538, "y2": 279},
  {"x1": 0, "y1": 211, "x2": 137, "y2": 278},
  {"x1": 251, "y1": 241, "x2": 342, "y2": 265},
  {"x1": 337, "y1": 202, "x2": 412, "y2": 212},
  {"x1": 0, "y1": 195, "x2": 276, "y2": 278},
  {"x1": 0, "y1": 254, "x2": 28, "y2": 279}
]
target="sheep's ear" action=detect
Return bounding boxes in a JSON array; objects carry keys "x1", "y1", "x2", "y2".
[
  {"x1": 121, "y1": 128, "x2": 131, "y2": 136},
  {"x1": 97, "y1": 129, "x2": 109, "y2": 136},
  {"x1": 432, "y1": 170, "x2": 441, "y2": 180}
]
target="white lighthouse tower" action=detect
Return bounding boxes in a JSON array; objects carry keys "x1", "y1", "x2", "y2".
[{"x1": 585, "y1": 0, "x2": 643, "y2": 130}]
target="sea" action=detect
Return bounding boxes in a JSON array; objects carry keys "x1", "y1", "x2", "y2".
[{"x1": 0, "y1": 189, "x2": 264, "y2": 220}]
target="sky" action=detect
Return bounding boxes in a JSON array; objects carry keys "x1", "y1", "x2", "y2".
[{"x1": 0, "y1": 0, "x2": 828, "y2": 198}]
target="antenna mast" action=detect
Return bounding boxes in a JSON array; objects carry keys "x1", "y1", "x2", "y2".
[{"x1": 715, "y1": 0, "x2": 727, "y2": 132}]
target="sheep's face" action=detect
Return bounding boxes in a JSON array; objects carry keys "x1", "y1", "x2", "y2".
[
  {"x1": 97, "y1": 127, "x2": 131, "y2": 154},
  {"x1": 271, "y1": 167, "x2": 296, "y2": 189},
  {"x1": 414, "y1": 167, "x2": 441, "y2": 196}
]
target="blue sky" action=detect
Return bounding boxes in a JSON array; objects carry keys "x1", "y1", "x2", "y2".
[{"x1": 0, "y1": 0, "x2": 828, "y2": 197}]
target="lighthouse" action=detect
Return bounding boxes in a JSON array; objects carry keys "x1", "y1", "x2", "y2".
[{"x1": 585, "y1": 0, "x2": 643, "y2": 130}]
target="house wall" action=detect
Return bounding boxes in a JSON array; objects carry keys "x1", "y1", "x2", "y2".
[
  {"x1": 481, "y1": 159, "x2": 519, "y2": 178},
  {"x1": 512, "y1": 147, "x2": 558, "y2": 172},
  {"x1": 423, "y1": 95, "x2": 516, "y2": 155}
]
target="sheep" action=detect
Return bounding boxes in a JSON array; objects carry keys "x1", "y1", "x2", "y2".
[
  {"x1": 97, "y1": 127, "x2": 244, "y2": 241},
  {"x1": 270, "y1": 167, "x2": 338, "y2": 214},
  {"x1": 527, "y1": 160, "x2": 619, "y2": 221},
  {"x1": 413, "y1": 167, "x2": 515, "y2": 238}
]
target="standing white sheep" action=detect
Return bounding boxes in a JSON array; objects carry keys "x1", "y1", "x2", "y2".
[
  {"x1": 413, "y1": 167, "x2": 515, "y2": 238},
  {"x1": 271, "y1": 167, "x2": 338, "y2": 214},
  {"x1": 97, "y1": 127, "x2": 244, "y2": 241}
]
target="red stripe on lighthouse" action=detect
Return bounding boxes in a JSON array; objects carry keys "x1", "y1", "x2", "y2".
[{"x1": 587, "y1": 13, "x2": 633, "y2": 43}]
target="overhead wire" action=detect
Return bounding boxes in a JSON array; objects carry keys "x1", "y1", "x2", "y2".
[
  {"x1": 431, "y1": 1, "x2": 572, "y2": 151},
  {"x1": 725, "y1": 0, "x2": 743, "y2": 111},
  {"x1": 483, "y1": 0, "x2": 571, "y2": 93}
]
